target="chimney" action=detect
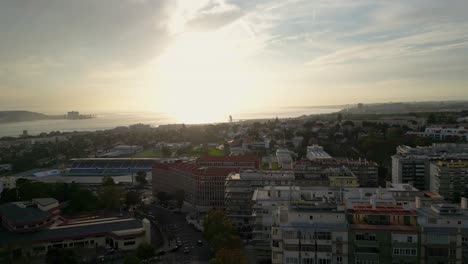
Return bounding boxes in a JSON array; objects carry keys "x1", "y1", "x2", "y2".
[
  {"x1": 461, "y1": 197, "x2": 467, "y2": 209},
  {"x1": 415, "y1": 197, "x2": 422, "y2": 209},
  {"x1": 370, "y1": 195, "x2": 376, "y2": 210}
]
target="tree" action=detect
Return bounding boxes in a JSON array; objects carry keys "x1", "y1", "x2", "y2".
[
  {"x1": 124, "y1": 255, "x2": 141, "y2": 264},
  {"x1": 136, "y1": 243, "x2": 156, "y2": 260},
  {"x1": 174, "y1": 189, "x2": 185, "y2": 210},
  {"x1": 135, "y1": 171, "x2": 148, "y2": 187},
  {"x1": 98, "y1": 185, "x2": 124, "y2": 210},
  {"x1": 427, "y1": 113, "x2": 436, "y2": 124},
  {"x1": 126, "y1": 191, "x2": 141, "y2": 208},
  {"x1": 156, "y1": 191, "x2": 170, "y2": 203},
  {"x1": 102, "y1": 176, "x2": 115, "y2": 186},
  {"x1": 223, "y1": 142, "x2": 230, "y2": 156},
  {"x1": 337, "y1": 113, "x2": 343, "y2": 122},
  {"x1": 46, "y1": 248, "x2": 78, "y2": 264},
  {"x1": 203, "y1": 210, "x2": 242, "y2": 252},
  {"x1": 209, "y1": 248, "x2": 248, "y2": 264},
  {"x1": 161, "y1": 146, "x2": 172, "y2": 157}
]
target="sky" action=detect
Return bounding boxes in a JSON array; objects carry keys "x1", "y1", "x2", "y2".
[{"x1": 1, "y1": 0, "x2": 468, "y2": 121}]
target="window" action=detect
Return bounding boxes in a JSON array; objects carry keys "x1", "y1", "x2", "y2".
[
  {"x1": 356, "y1": 260, "x2": 379, "y2": 264},
  {"x1": 407, "y1": 236, "x2": 413, "y2": 243},
  {"x1": 302, "y1": 259, "x2": 314, "y2": 264},
  {"x1": 123, "y1": 241, "x2": 136, "y2": 246},
  {"x1": 336, "y1": 257, "x2": 342, "y2": 264},
  {"x1": 316, "y1": 232, "x2": 331, "y2": 240},
  {"x1": 356, "y1": 233, "x2": 376, "y2": 241},
  {"x1": 318, "y1": 259, "x2": 330, "y2": 264},
  {"x1": 393, "y1": 248, "x2": 417, "y2": 256},
  {"x1": 286, "y1": 257, "x2": 299, "y2": 264}
]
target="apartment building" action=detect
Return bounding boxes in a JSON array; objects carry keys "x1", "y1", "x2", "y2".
[
  {"x1": 153, "y1": 161, "x2": 234, "y2": 211},
  {"x1": 348, "y1": 204, "x2": 420, "y2": 264},
  {"x1": 392, "y1": 143, "x2": 468, "y2": 190},
  {"x1": 430, "y1": 160, "x2": 468, "y2": 201},
  {"x1": 225, "y1": 171, "x2": 295, "y2": 238},
  {"x1": 271, "y1": 206, "x2": 348, "y2": 264},
  {"x1": 195, "y1": 155, "x2": 260, "y2": 169},
  {"x1": 417, "y1": 200, "x2": 468, "y2": 264},
  {"x1": 252, "y1": 186, "x2": 340, "y2": 262}
]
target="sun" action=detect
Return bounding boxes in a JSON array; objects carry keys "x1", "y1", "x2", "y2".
[{"x1": 153, "y1": 28, "x2": 260, "y2": 124}]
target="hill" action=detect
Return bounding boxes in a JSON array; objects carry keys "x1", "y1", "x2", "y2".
[{"x1": 0, "y1": 111, "x2": 51, "y2": 123}]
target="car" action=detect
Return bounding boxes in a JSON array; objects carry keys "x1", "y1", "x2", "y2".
[
  {"x1": 169, "y1": 245, "x2": 179, "y2": 252},
  {"x1": 157, "y1": 250, "x2": 166, "y2": 256},
  {"x1": 183, "y1": 249, "x2": 190, "y2": 254},
  {"x1": 197, "y1": 240, "x2": 203, "y2": 246}
]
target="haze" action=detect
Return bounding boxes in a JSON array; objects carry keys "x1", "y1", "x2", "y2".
[{"x1": 1, "y1": 0, "x2": 468, "y2": 123}]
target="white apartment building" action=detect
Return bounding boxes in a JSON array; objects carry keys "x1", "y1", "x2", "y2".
[
  {"x1": 392, "y1": 143, "x2": 468, "y2": 190},
  {"x1": 252, "y1": 186, "x2": 340, "y2": 262},
  {"x1": 277, "y1": 149, "x2": 294, "y2": 170},
  {"x1": 271, "y1": 206, "x2": 348, "y2": 264},
  {"x1": 225, "y1": 171, "x2": 295, "y2": 238},
  {"x1": 417, "y1": 200, "x2": 468, "y2": 264},
  {"x1": 407, "y1": 126, "x2": 468, "y2": 141}
]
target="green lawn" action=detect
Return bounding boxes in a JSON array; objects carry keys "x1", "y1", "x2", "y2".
[
  {"x1": 189, "y1": 146, "x2": 224, "y2": 157},
  {"x1": 207, "y1": 147, "x2": 224, "y2": 156},
  {"x1": 131, "y1": 149, "x2": 164, "y2": 158}
]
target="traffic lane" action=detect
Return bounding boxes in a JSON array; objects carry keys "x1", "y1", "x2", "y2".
[{"x1": 149, "y1": 205, "x2": 211, "y2": 261}]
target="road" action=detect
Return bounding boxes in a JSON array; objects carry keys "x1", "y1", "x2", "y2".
[{"x1": 149, "y1": 205, "x2": 212, "y2": 263}]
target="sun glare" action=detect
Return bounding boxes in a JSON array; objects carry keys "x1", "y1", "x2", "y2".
[{"x1": 154, "y1": 29, "x2": 259, "y2": 124}]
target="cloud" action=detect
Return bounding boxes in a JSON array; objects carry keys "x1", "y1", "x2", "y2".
[{"x1": 165, "y1": 0, "x2": 244, "y2": 34}]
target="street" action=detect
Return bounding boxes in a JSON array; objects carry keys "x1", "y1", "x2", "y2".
[{"x1": 149, "y1": 205, "x2": 212, "y2": 263}]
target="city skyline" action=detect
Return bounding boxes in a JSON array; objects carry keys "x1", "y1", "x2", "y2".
[{"x1": 1, "y1": 0, "x2": 468, "y2": 123}]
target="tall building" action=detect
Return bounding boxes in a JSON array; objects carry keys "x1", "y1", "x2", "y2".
[
  {"x1": 153, "y1": 161, "x2": 234, "y2": 211},
  {"x1": 252, "y1": 186, "x2": 340, "y2": 262},
  {"x1": 392, "y1": 143, "x2": 468, "y2": 190},
  {"x1": 347, "y1": 204, "x2": 420, "y2": 264},
  {"x1": 271, "y1": 206, "x2": 348, "y2": 264},
  {"x1": 336, "y1": 159, "x2": 379, "y2": 187},
  {"x1": 225, "y1": 171, "x2": 295, "y2": 238},
  {"x1": 430, "y1": 160, "x2": 468, "y2": 201},
  {"x1": 195, "y1": 155, "x2": 260, "y2": 169},
  {"x1": 296, "y1": 157, "x2": 378, "y2": 188},
  {"x1": 417, "y1": 200, "x2": 468, "y2": 264}
]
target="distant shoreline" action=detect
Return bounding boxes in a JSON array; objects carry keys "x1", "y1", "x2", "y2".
[{"x1": 0, "y1": 111, "x2": 95, "y2": 124}]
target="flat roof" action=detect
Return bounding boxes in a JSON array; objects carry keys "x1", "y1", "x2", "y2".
[
  {"x1": 33, "y1": 198, "x2": 58, "y2": 207},
  {"x1": 0, "y1": 218, "x2": 143, "y2": 246},
  {"x1": 0, "y1": 203, "x2": 51, "y2": 225},
  {"x1": 196, "y1": 155, "x2": 259, "y2": 162}
]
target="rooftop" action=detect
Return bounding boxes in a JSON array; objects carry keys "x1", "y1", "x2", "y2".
[
  {"x1": 32, "y1": 198, "x2": 58, "y2": 207},
  {"x1": 155, "y1": 161, "x2": 237, "y2": 176},
  {"x1": 196, "y1": 155, "x2": 259, "y2": 163},
  {"x1": 350, "y1": 204, "x2": 416, "y2": 215},
  {"x1": 0, "y1": 218, "x2": 143, "y2": 246},
  {"x1": 0, "y1": 203, "x2": 51, "y2": 225}
]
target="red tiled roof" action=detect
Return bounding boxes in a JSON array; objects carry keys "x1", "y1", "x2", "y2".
[
  {"x1": 350, "y1": 224, "x2": 418, "y2": 232},
  {"x1": 350, "y1": 204, "x2": 416, "y2": 215},
  {"x1": 196, "y1": 155, "x2": 259, "y2": 163},
  {"x1": 154, "y1": 161, "x2": 237, "y2": 176}
]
